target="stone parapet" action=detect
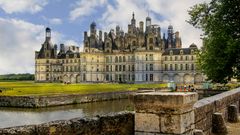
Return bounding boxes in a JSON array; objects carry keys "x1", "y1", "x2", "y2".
[
  {"x1": 0, "y1": 111, "x2": 134, "y2": 135},
  {"x1": 132, "y1": 92, "x2": 198, "y2": 134}
]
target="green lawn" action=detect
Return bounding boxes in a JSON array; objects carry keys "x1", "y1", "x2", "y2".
[{"x1": 0, "y1": 81, "x2": 167, "y2": 96}]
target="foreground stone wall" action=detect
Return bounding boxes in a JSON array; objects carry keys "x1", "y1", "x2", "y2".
[
  {"x1": 0, "y1": 91, "x2": 133, "y2": 108},
  {"x1": 194, "y1": 87, "x2": 240, "y2": 135},
  {"x1": 0, "y1": 111, "x2": 134, "y2": 135}
]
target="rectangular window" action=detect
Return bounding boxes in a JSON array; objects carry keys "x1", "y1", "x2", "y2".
[
  {"x1": 132, "y1": 65, "x2": 135, "y2": 71},
  {"x1": 123, "y1": 65, "x2": 125, "y2": 71},
  {"x1": 150, "y1": 74, "x2": 153, "y2": 81},
  {"x1": 146, "y1": 74, "x2": 148, "y2": 81},
  {"x1": 150, "y1": 64, "x2": 153, "y2": 71}
]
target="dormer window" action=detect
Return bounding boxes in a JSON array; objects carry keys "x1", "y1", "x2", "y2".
[
  {"x1": 180, "y1": 50, "x2": 183, "y2": 55},
  {"x1": 191, "y1": 49, "x2": 194, "y2": 54}
]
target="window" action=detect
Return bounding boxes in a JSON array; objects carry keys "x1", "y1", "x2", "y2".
[
  {"x1": 123, "y1": 65, "x2": 126, "y2": 71},
  {"x1": 186, "y1": 64, "x2": 188, "y2": 70},
  {"x1": 119, "y1": 56, "x2": 122, "y2": 62},
  {"x1": 132, "y1": 74, "x2": 135, "y2": 81},
  {"x1": 180, "y1": 56, "x2": 183, "y2": 60},
  {"x1": 180, "y1": 50, "x2": 183, "y2": 55},
  {"x1": 119, "y1": 65, "x2": 122, "y2": 71},
  {"x1": 149, "y1": 46, "x2": 153, "y2": 50},
  {"x1": 132, "y1": 41, "x2": 136, "y2": 46},
  {"x1": 175, "y1": 56, "x2": 177, "y2": 61},
  {"x1": 175, "y1": 64, "x2": 177, "y2": 70},
  {"x1": 132, "y1": 65, "x2": 135, "y2": 71},
  {"x1": 170, "y1": 56, "x2": 172, "y2": 61},
  {"x1": 170, "y1": 64, "x2": 173, "y2": 71},
  {"x1": 180, "y1": 64, "x2": 183, "y2": 70},
  {"x1": 150, "y1": 64, "x2": 153, "y2": 71},
  {"x1": 149, "y1": 38, "x2": 153, "y2": 44},
  {"x1": 150, "y1": 74, "x2": 153, "y2": 81},
  {"x1": 191, "y1": 64, "x2": 194, "y2": 70},
  {"x1": 146, "y1": 64, "x2": 148, "y2": 71},
  {"x1": 146, "y1": 74, "x2": 148, "y2": 81},
  {"x1": 115, "y1": 65, "x2": 118, "y2": 71},
  {"x1": 149, "y1": 54, "x2": 153, "y2": 61},
  {"x1": 106, "y1": 74, "x2": 109, "y2": 81},
  {"x1": 145, "y1": 54, "x2": 148, "y2": 61},
  {"x1": 123, "y1": 56, "x2": 126, "y2": 62},
  {"x1": 165, "y1": 64, "x2": 168, "y2": 71},
  {"x1": 165, "y1": 56, "x2": 167, "y2": 61},
  {"x1": 191, "y1": 56, "x2": 194, "y2": 60},
  {"x1": 115, "y1": 56, "x2": 118, "y2": 62},
  {"x1": 106, "y1": 43, "x2": 110, "y2": 48},
  {"x1": 186, "y1": 56, "x2": 188, "y2": 60},
  {"x1": 106, "y1": 65, "x2": 109, "y2": 71},
  {"x1": 106, "y1": 57, "x2": 109, "y2": 63}
]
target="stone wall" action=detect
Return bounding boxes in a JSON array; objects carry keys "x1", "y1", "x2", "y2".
[
  {"x1": 0, "y1": 91, "x2": 133, "y2": 108},
  {"x1": 0, "y1": 111, "x2": 134, "y2": 135},
  {"x1": 194, "y1": 87, "x2": 240, "y2": 135},
  {"x1": 196, "y1": 89, "x2": 227, "y2": 99}
]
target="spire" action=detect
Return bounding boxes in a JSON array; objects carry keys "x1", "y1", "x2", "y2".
[{"x1": 131, "y1": 11, "x2": 136, "y2": 26}]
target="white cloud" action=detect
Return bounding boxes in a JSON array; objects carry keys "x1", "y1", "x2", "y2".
[
  {"x1": 97, "y1": 0, "x2": 210, "y2": 48},
  {"x1": 49, "y1": 18, "x2": 62, "y2": 25},
  {"x1": 69, "y1": 0, "x2": 107, "y2": 21},
  {"x1": 0, "y1": 0, "x2": 48, "y2": 14},
  {"x1": 0, "y1": 18, "x2": 76, "y2": 74}
]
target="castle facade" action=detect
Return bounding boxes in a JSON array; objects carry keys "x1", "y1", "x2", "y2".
[{"x1": 35, "y1": 13, "x2": 204, "y2": 84}]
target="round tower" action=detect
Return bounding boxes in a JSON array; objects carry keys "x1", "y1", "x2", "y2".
[{"x1": 45, "y1": 27, "x2": 51, "y2": 40}]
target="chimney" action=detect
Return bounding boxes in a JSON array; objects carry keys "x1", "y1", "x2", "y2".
[{"x1": 99, "y1": 30, "x2": 102, "y2": 41}]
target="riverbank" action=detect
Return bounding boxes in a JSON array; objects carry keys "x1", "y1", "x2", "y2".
[{"x1": 0, "y1": 91, "x2": 134, "y2": 108}]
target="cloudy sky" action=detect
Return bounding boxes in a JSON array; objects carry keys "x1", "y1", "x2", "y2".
[{"x1": 0, "y1": 0, "x2": 209, "y2": 74}]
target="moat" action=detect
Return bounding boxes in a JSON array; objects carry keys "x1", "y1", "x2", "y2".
[{"x1": 0, "y1": 99, "x2": 133, "y2": 128}]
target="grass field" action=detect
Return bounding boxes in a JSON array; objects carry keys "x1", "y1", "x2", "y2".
[{"x1": 0, "y1": 81, "x2": 167, "y2": 96}]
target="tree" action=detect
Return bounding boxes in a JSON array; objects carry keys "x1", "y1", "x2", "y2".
[{"x1": 187, "y1": 0, "x2": 240, "y2": 83}]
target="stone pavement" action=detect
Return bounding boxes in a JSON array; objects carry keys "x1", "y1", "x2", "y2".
[{"x1": 227, "y1": 117, "x2": 240, "y2": 135}]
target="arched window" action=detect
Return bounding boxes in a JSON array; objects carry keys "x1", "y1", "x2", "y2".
[
  {"x1": 119, "y1": 56, "x2": 122, "y2": 62},
  {"x1": 115, "y1": 56, "x2": 118, "y2": 63}
]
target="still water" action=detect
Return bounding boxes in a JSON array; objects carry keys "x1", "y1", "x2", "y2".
[{"x1": 0, "y1": 99, "x2": 133, "y2": 128}]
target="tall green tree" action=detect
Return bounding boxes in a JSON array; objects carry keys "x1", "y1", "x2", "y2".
[{"x1": 188, "y1": 0, "x2": 240, "y2": 83}]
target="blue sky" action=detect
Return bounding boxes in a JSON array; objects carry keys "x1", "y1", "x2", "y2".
[{"x1": 0, "y1": 0, "x2": 209, "y2": 74}]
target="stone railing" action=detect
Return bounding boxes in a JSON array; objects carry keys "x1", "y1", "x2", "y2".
[
  {"x1": 132, "y1": 87, "x2": 240, "y2": 135},
  {"x1": 194, "y1": 87, "x2": 240, "y2": 135},
  {"x1": 0, "y1": 111, "x2": 134, "y2": 135}
]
